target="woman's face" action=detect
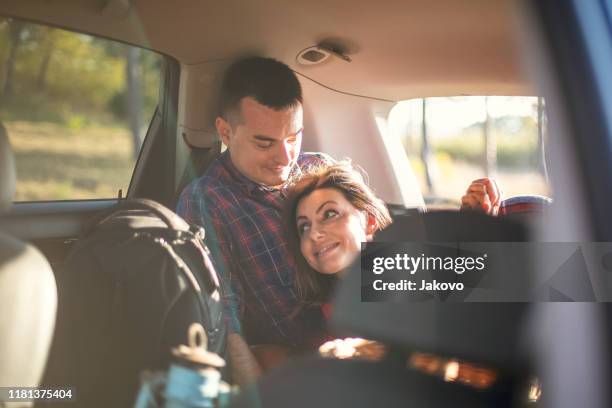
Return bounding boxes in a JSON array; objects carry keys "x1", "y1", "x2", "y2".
[{"x1": 296, "y1": 188, "x2": 374, "y2": 275}]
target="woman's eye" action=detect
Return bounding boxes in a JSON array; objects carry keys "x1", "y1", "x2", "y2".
[
  {"x1": 323, "y1": 209, "x2": 339, "y2": 219},
  {"x1": 297, "y1": 223, "x2": 310, "y2": 236}
]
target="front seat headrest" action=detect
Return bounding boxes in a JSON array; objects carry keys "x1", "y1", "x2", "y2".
[
  {"x1": 0, "y1": 123, "x2": 16, "y2": 213},
  {"x1": 332, "y1": 211, "x2": 531, "y2": 371},
  {"x1": 0, "y1": 122, "x2": 57, "y2": 388}
]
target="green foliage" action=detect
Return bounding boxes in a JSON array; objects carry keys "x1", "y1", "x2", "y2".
[
  {"x1": 66, "y1": 114, "x2": 89, "y2": 130},
  {"x1": 0, "y1": 17, "x2": 160, "y2": 126},
  {"x1": 415, "y1": 116, "x2": 542, "y2": 168},
  {"x1": 108, "y1": 90, "x2": 128, "y2": 120},
  {"x1": 433, "y1": 132, "x2": 483, "y2": 163}
]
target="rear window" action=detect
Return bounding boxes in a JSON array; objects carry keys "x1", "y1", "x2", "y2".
[
  {"x1": 388, "y1": 96, "x2": 551, "y2": 208},
  {"x1": 0, "y1": 17, "x2": 161, "y2": 201}
]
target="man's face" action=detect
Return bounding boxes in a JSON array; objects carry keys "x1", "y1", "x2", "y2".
[{"x1": 216, "y1": 97, "x2": 303, "y2": 188}]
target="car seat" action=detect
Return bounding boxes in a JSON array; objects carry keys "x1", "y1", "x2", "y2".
[{"x1": 0, "y1": 123, "x2": 57, "y2": 389}]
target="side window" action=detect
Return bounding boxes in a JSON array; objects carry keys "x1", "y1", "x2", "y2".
[
  {"x1": 388, "y1": 96, "x2": 551, "y2": 209},
  {"x1": 0, "y1": 17, "x2": 161, "y2": 201}
]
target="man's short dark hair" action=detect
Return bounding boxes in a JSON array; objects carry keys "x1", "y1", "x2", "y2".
[{"x1": 219, "y1": 57, "x2": 303, "y2": 125}]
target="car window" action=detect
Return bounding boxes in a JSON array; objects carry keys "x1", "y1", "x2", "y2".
[
  {"x1": 388, "y1": 96, "x2": 551, "y2": 209},
  {"x1": 0, "y1": 17, "x2": 161, "y2": 201}
]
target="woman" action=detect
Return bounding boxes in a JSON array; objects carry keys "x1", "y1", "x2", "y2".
[
  {"x1": 283, "y1": 164, "x2": 506, "y2": 305},
  {"x1": 252, "y1": 162, "x2": 388, "y2": 369},
  {"x1": 270, "y1": 161, "x2": 392, "y2": 362},
  {"x1": 279, "y1": 163, "x2": 502, "y2": 387},
  {"x1": 283, "y1": 161, "x2": 392, "y2": 317}
]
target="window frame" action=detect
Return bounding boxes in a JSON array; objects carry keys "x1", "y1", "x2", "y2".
[{"x1": 0, "y1": 15, "x2": 174, "y2": 204}]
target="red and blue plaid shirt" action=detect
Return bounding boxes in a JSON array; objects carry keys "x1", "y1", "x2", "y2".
[{"x1": 177, "y1": 151, "x2": 331, "y2": 348}]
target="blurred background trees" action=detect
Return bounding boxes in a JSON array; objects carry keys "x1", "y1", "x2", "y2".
[
  {"x1": 0, "y1": 17, "x2": 160, "y2": 200},
  {"x1": 389, "y1": 96, "x2": 550, "y2": 207},
  {"x1": 0, "y1": 17, "x2": 160, "y2": 158}
]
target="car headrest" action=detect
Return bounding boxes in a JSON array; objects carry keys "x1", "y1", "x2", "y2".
[
  {"x1": 0, "y1": 123, "x2": 16, "y2": 213},
  {"x1": 332, "y1": 211, "x2": 532, "y2": 370},
  {"x1": 376, "y1": 209, "x2": 528, "y2": 242}
]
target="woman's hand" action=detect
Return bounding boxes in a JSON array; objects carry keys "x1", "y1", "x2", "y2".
[{"x1": 460, "y1": 178, "x2": 502, "y2": 216}]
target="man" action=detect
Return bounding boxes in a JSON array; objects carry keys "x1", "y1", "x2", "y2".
[
  {"x1": 177, "y1": 57, "x2": 329, "y2": 384},
  {"x1": 177, "y1": 56, "x2": 513, "y2": 383}
]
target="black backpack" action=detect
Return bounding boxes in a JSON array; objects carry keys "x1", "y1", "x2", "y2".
[{"x1": 43, "y1": 199, "x2": 226, "y2": 407}]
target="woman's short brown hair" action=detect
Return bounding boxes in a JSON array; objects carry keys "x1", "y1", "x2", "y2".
[{"x1": 283, "y1": 161, "x2": 392, "y2": 306}]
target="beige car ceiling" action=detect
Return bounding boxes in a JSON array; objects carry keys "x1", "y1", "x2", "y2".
[{"x1": 0, "y1": 0, "x2": 532, "y2": 101}]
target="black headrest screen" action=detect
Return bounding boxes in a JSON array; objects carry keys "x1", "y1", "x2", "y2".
[{"x1": 332, "y1": 211, "x2": 531, "y2": 370}]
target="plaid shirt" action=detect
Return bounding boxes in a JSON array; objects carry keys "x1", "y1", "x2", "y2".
[{"x1": 177, "y1": 151, "x2": 331, "y2": 347}]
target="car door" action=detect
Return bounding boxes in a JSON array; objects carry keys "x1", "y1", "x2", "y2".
[{"x1": 524, "y1": 1, "x2": 612, "y2": 407}]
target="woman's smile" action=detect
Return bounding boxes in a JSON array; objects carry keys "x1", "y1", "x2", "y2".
[{"x1": 315, "y1": 242, "x2": 340, "y2": 259}]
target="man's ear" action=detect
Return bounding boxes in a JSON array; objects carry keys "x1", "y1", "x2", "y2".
[
  {"x1": 365, "y1": 213, "x2": 377, "y2": 241},
  {"x1": 215, "y1": 116, "x2": 232, "y2": 146}
]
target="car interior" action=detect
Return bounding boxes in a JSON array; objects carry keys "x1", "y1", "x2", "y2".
[{"x1": 0, "y1": 0, "x2": 611, "y2": 407}]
